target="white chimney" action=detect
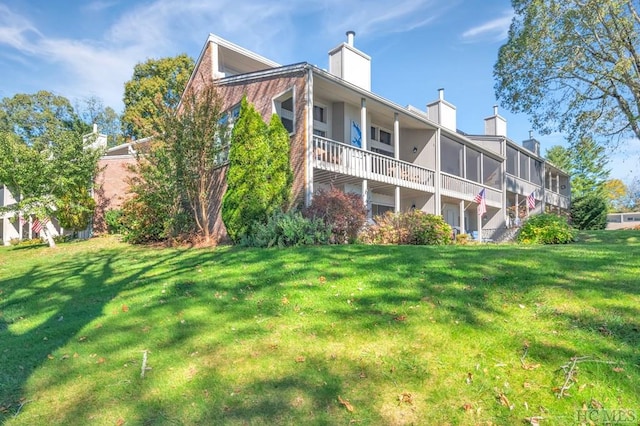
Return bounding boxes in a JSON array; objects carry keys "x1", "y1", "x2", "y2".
[
  {"x1": 93, "y1": 123, "x2": 98, "y2": 133},
  {"x1": 346, "y1": 30, "x2": 355, "y2": 46},
  {"x1": 484, "y1": 105, "x2": 507, "y2": 136},
  {"x1": 426, "y1": 88, "x2": 457, "y2": 131},
  {"x1": 328, "y1": 31, "x2": 371, "y2": 91}
]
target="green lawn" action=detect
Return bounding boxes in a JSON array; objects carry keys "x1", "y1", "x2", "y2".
[{"x1": 0, "y1": 232, "x2": 638, "y2": 425}]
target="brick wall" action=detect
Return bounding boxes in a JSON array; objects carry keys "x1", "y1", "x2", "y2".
[{"x1": 93, "y1": 156, "x2": 136, "y2": 233}]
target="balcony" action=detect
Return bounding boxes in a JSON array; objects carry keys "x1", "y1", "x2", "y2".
[
  {"x1": 544, "y1": 191, "x2": 570, "y2": 209},
  {"x1": 440, "y1": 173, "x2": 502, "y2": 208},
  {"x1": 313, "y1": 136, "x2": 435, "y2": 192}
]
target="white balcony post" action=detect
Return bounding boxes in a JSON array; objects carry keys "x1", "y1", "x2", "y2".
[
  {"x1": 459, "y1": 200, "x2": 465, "y2": 235},
  {"x1": 435, "y1": 128, "x2": 442, "y2": 215},
  {"x1": 394, "y1": 112, "x2": 400, "y2": 212},
  {"x1": 361, "y1": 98, "x2": 369, "y2": 213}
]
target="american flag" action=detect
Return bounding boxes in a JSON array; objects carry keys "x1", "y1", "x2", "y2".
[
  {"x1": 474, "y1": 188, "x2": 487, "y2": 216},
  {"x1": 527, "y1": 192, "x2": 536, "y2": 210},
  {"x1": 32, "y1": 217, "x2": 49, "y2": 233}
]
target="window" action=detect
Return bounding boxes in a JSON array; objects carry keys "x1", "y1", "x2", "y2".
[
  {"x1": 379, "y1": 130, "x2": 392, "y2": 145},
  {"x1": 372, "y1": 204, "x2": 394, "y2": 217},
  {"x1": 370, "y1": 125, "x2": 392, "y2": 146},
  {"x1": 313, "y1": 103, "x2": 328, "y2": 137},
  {"x1": 483, "y1": 155, "x2": 502, "y2": 190},
  {"x1": 441, "y1": 137, "x2": 463, "y2": 177},
  {"x1": 274, "y1": 90, "x2": 295, "y2": 134},
  {"x1": 313, "y1": 105, "x2": 326, "y2": 123},
  {"x1": 465, "y1": 147, "x2": 481, "y2": 183}
]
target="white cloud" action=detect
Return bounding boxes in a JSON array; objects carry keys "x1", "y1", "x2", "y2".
[
  {"x1": 0, "y1": 0, "x2": 445, "y2": 110},
  {"x1": 461, "y1": 10, "x2": 514, "y2": 43}
]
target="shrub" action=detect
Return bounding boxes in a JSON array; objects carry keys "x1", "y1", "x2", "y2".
[
  {"x1": 455, "y1": 233, "x2": 471, "y2": 245},
  {"x1": 359, "y1": 210, "x2": 453, "y2": 245},
  {"x1": 517, "y1": 213, "x2": 576, "y2": 244},
  {"x1": 303, "y1": 187, "x2": 368, "y2": 244},
  {"x1": 570, "y1": 193, "x2": 608, "y2": 230},
  {"x1": 105, "y1": 209, "x2": 125, "y2": 234},
  {"x1": 120, "y1": 195, "x2": 172, "y2": 244},
  {"x1": 241, "y1": 210, "x2": 331, "y2": 248}
]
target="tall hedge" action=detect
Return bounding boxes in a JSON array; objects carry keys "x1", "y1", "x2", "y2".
[
  {"x1": 222, "y1": 96, "x2": 292, "y2": 242},
  {"x1": 570, "y1": 193, "x2": 608, "y2": 230}
]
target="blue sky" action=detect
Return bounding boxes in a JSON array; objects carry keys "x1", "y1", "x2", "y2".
[{"x1": 0, "y1": 0, "x2": 638, "y2": 183}]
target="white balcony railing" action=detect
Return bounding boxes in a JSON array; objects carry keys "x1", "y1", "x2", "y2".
[
  {"x1": 440, "y1": 173, "x2": 502, "y2": 207},
  {"x1": 313, "y1": 137, "x2": 435, "y2": 192},
  {"x1": 545, "y1": 191, "x2": 570, "y2": 209}
]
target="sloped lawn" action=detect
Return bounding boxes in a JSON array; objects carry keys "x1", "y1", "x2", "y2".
[{"x1": 0, "y1": 231, "x2": 638, "y2": 425}]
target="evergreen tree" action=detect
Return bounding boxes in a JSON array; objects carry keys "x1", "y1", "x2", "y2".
[{"x1": 222, "y1": 97, "x2": 292, "y2": 242}]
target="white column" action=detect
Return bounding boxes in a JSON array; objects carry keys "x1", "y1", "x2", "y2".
[
  {"x1": 477, "y1": 207, "x2": 483, "y2": 242},
  {"x1": 435, "y1": 128, "x2": 441, "y2": 215},
  {"x1": 459, "y1": 200, "x2": 465, "y2": 235},
  {"x1": 394, "y1": 112, "x2": 400, "y2": 212},
  {"x1": 360, "y1": 98, "x2": 368, "y2": 212},
  {"x1": 28, "y1": 216, "x2": 32, "y2": 240},
  {"x1": 305, "y1": 68, "x2": 314, "y2": 207}
]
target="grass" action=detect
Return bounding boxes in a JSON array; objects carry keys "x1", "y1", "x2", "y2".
[{"x1": 0, "y1": 231, "x2": 638, "y2": 425}]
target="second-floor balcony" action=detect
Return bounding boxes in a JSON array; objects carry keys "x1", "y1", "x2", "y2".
[{"x1": 313, "y1": 136, "x2": 436, "y2": 192}]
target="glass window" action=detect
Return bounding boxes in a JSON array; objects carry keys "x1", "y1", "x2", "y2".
[
  {"x1": 274, "y1": 90, "x2": 295, "y2": 134},
  {"x1": 372, "y1": 204, "x2": 394, "y2": 217},
  {"x1": 379, "y1": 130, "x2": 392, "y2": 145},
  {"x1": 465, "y1": 147, "x2": 481, "y2": 183},
  {"x1": 519, "y1": 153, "x2": 530, "y2": 181},
  {"x1": 483, "y1": 155, "x2": 502, "y2": 190},
  {"x1": 506, "y1": 145, "x2": 518, "y2": 175},
  {"x1": 441, "y1": 137, "x2": 463, "y2": 177},
  {"x1": 313, "y1": 105, "x2": 326, "y2": 123}
]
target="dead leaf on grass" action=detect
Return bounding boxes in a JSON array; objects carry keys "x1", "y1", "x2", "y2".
[
  {"x1": 590, "y1": 398, "x2": 603, "y2": 409},
  {"x1": 47, "y1": 354, "x2": 54, "y2": 360},
  {"x1": 115, "y1": 418, "x2": 125, "y2": 426},
  {"x1": 525, "y1": 416, "x2": 543, "y2": 425},
  {"x1": 319, "y1": 276, "x2": 327, "y2": 284},
  {"x1": 394, "y1": 315, "x2": 406, "y2": 322},
  {"x1": 462, "y1": 403, "x2": 473, "y2": 412},
  {"x1": 295, "y1": 356, "x2": 305, "y2": 363},
  {"x1": 613, "y1": 367, "x2": 624, "y2": 373},
  {"x1": 338, "y1": 396, "x2": 354, "y2": 412},
  {"x1": 398, "y1": 392, "x2": 413, "y2": 405},
  {"x1": 121, "y1": 304, "x2": 129, "y2": 313},
  {"x1": 522, "y1": 363, "x2": 541, "y2": 370},
  {"x1": 97, "y1": 357, "x2": 106, "y2": 364},
  {"x1": 281, "y1": 297, "x2": 289, "y2": 305}
]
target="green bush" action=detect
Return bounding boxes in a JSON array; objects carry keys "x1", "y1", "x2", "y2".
[
  {"x1": 359, "y1": 210, "x2": 453, "y2": 245},
  {"x1": 222, "y1": 97, "x2": 292, "y2": 243},
  {"x1": 517, "y1": 213, "x2": 576, "y2": 244},
  {"x1": 241, "y1": 210, "x2": 331, "y2": 248},
  {"x1": 303, "y1": 188, "x2": 368, "y2": 244},
  {"x1": 570, "y1": 193, "x2": 608, "y2": 230},
  {"x1": 105, "y1": 209, "x2": 125, "y2": 234}
]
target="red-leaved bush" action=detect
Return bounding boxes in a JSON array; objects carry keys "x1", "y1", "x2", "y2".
[{"x1": 303, "y1": 187, "x2": 367, "y2": 244}]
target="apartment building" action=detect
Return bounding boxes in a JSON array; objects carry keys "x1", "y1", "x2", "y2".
[{"x1": 96, "y1": 32, "x2": 571, "y2": 242}]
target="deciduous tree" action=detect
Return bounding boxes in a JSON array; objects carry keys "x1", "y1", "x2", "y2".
[
  {"x1": 0, "y1": 92, "x2": 103, "y2": 246},
  {"x1": 122, "y1": 54, "x2": 194, "y2": 140},
  {"x1": 495, "y1": 0, "x2": 640, "y2": 143}
]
